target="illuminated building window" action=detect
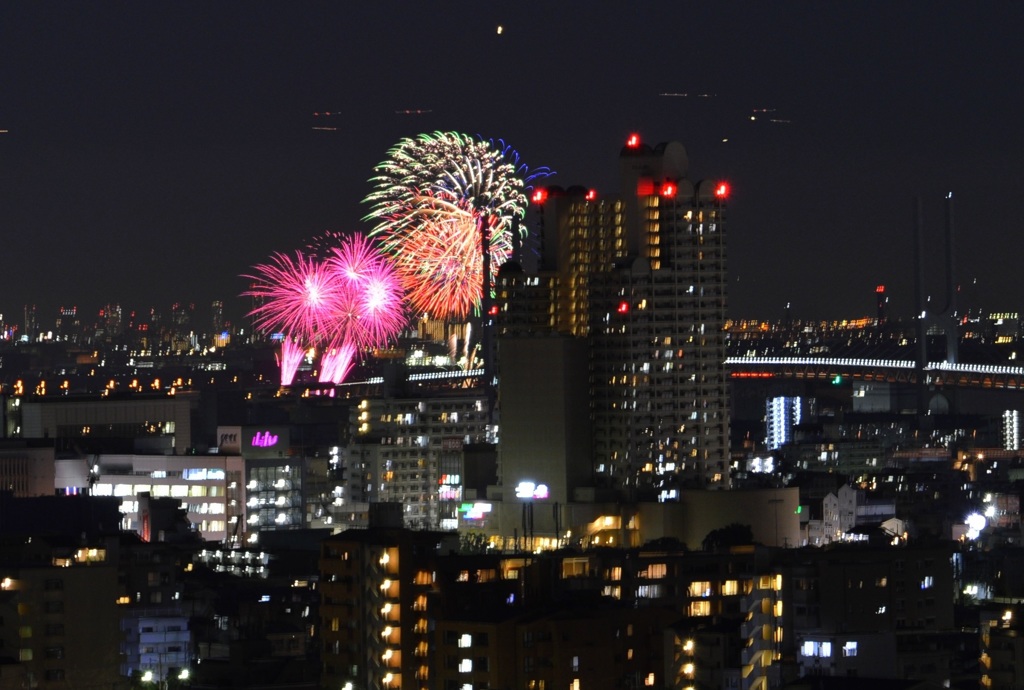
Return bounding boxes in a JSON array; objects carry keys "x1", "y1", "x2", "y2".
[
  {"x1": 801, "y1": 640, "x2": 832, "y2": 658},
  {"x1": 688, "y1": 601, "x2": 711, "y2": 617},
  {"x1": 644, "y1": 563, "x2": 667, "y2": 579},
  {"x1": 689, "y1": 581, "x2": 711, "y2": 597}
]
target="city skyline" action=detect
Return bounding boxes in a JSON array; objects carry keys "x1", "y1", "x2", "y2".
[{"x1": 2, "y1": 3, "x2": 1023, "y2": 322}]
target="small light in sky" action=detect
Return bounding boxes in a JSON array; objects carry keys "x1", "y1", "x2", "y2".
[
  {"x1": 496, "y1": 25, "x2": 503, "y2": 35},
  {"x1": 721, "y1": 137, "x2": 729, "y2": 143}
]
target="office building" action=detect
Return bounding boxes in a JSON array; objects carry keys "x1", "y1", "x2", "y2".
[{"x1": 83, "y1": 453, "x2": 245, "y2": 543}]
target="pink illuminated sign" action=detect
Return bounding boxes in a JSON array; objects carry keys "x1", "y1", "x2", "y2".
[{"x1": 251, "y1": 431, "x2": 280, "y2": 447}]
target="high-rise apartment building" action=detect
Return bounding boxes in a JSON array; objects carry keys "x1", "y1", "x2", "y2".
[
  {"x1": 350, "y1": 393, "x2": 493, "y2": 529},
  {"x1": 503, "y1": 135, "x2": 731, "y2": 498},
  {"x1": 320, "y1": 514, "x2": 458, "y2": 690}
]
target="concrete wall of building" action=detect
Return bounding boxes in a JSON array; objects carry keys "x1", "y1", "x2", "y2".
[
  {"x1": 637, "y1": 487, "x2": 801, "y2": 550},
  {"x1": 0, "y1": 443, "x2": 55, "y2": 496},
  {"x1": 21, "y1": 393, "x2": 196, "y2": 453},
  {"x1": 498, "y1": 335, "x2": 592, "y2": 507}
]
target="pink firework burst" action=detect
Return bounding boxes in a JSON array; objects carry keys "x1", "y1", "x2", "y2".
[
  {"x1": 244, "y1": 233, "x2": 407, "y2": 386},
  {"x1": 243, "y1": 250, "x2": 341, "y2": 345},
  {"x1": 327, "y1": 232, "x2": 407, "y2": 350}
]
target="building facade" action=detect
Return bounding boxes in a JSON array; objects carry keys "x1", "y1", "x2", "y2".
[{"x1": 505, "y1": 136, "x2": 731, "y2": 501}]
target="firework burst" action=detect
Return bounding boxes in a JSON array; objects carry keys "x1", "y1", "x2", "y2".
[
  {"x1": 363, "y1": 131, "x2": 549, "y2": 320},
  {"x1": 243, "y1": 250, "x2": 341, "y2": 345},
  {"x1": 243, "y1": 232, "x2": 408, "y2": 386}
]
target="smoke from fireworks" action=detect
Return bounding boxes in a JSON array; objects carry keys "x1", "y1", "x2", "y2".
[{"x1": 363, "y1": 131, "x2": 550, "y2": 320}]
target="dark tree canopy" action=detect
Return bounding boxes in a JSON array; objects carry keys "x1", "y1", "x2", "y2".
[{"x1": 702, "y1": 523, "x2": 755, "y2": 552}]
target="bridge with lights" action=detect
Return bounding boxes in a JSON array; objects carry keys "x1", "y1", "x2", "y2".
[{"x1": 726, "y1": 356, "x2": 1024, "y2": 391}]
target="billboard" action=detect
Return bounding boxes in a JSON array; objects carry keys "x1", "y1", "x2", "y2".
[{"x1": 241, "y1": 426, "x2": 290, "y2": 459}]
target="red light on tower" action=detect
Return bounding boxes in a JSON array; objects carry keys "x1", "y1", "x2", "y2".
[
  {"x1": 660, "y1": 181, "x2": 677, "y2": 198},
  {"x1": 585, "y1": 189, "x2": 598, "y2": 201},
  {"x1": 626, "y1": 133, "x2": 641, "y2": 149},
  {"x1": 487, "y1": 304, "x2": 499, "y2": 316},
  {"x1": 617, "y1": 300, "x2": 630, "y2": 314},
  {"x1": 714, "y1": 181, "x2": 730, "y2": 199},
  {"x1": 875, "y1": 285, "x2": 886, "y2": 294},
  {"x1": 531, "y1": 188, "x2": 548, "y2": 204}
]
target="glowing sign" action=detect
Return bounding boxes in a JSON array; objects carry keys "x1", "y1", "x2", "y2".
[
  {"x1": 439, "y1": 486, "x2": 462, "y2": 501},
  {"x1": 251, "y1": 431, "x2": 279, "y2": 447},
  {"x1": 515, "y1": 481, "x2": 549, "y2": 500},
  {"x1": 460, "y1": 502, "x2": 493, "y2": 520}
]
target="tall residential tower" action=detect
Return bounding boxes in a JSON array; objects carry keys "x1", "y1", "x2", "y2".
[{"x1": 500, "y1": 135, "x2": 731, "y2": 501}]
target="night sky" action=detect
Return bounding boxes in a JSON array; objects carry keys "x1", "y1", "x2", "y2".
[{"x1": 2, "y1": 2, "x2": 1022, "y2": 327}]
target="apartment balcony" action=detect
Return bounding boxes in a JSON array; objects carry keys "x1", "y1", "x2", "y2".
[{"x1": 740, "y1": 634, "x2": 771, "y2": 667}]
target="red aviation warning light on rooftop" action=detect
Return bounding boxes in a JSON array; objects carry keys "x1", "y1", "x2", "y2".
[
  {"x1": 531, "y1": 188, "x2": 548, "y2": 204},
  {"x1": 585, "y1": 189, "x2": 598, "y2": 201},
  {"x1": 714, "y1": 181, "x2": 730, "y2": 199},
  {"x1": 660, "y1": 182, "x2": 677, "y2": 198},
  {"x1": 626, "y1": 133, "x2": 641, "y2": 148}
]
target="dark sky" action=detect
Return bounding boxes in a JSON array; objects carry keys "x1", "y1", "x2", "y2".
[{"x1": 2, "y1": 2, "x2": 1022, "y2": 328}]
